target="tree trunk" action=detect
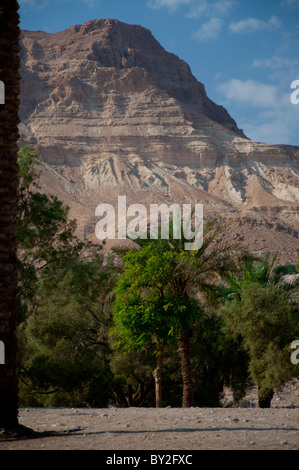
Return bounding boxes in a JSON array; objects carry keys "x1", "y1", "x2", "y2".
[
  {"x1": 0, "y1": 1, "x2": 30, "y2": 436},
  {"x1": 178, "y1": 329, "x2": 194, "y2": 407},
  {"x1": 152, "y1": 343, "x2": 164, "y2": 407},
  {"x1": 124, "y1": 380, "x2": 153, "y2": 407},
  {"x1": 258, "y1": 388, "x2": 274, "y2": 408}
]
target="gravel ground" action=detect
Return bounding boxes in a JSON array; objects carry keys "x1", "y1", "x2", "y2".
[{"x1": 0, "y1": 406, "x2": 298, "y2": 451}]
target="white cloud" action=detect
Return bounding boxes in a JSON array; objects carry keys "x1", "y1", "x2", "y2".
[
  {"x1": 218, "y1": 79, "x2": 299, "y2": 145},
  {"x1": 218, "y1": 79, "x2": 278, "y2": 108},
  {"x1": 251, "y1": 56, "x2": 299, "y2": 92},
  {"x1": 19, "y1": 0, "x2": 49, "y2": 6},
  {"x1": 240, "y1": 94, "x2": 299, "y2": 144},
  {"x1": 192, "y1": 17, "x2": 223, "y2": 41},
  {"x1": 148, "y1": 0, "x2": 237, "y2": 42},
  {"x1": 147, "y1": 0, "x2": 191, "y2": 11},
  {"x1": 252, "y1": 56, "x2": 299, "y2": 70},
  {"x1": 82, "y1": 0, "x2": 99, "y2": 7},
  {"x1": 184, "y1": 0, "x2": 207, "y2": 18},
  {"x1": 20, "y1": 0, "x2": 99, "y2": 7},
  {"x1": 148, "y1": 0, "x2": 236, "y2": 17},
  {"x1": 187, "y1": 0, "x2": 236, "y2": 19},
  {"x1": 243, "y1": 119, "x2": 293, "y2": 144},
  {"x1": 280, "y1": 0, "x2": 299, "y2": 7},
  {"x1": 212, "y1": 0, "x2": 236, "y2": 16},
  {"x1": 229, "y1": 15, "x2": 280, "y2": 33}
]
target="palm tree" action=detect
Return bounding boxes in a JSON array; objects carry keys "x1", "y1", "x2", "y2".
[
  {"x1": 0, "y1": 0, "x2": 31, "y2": 437},
  {"x1": 165, "y1": 217, "x2": 252, "y2": 407},
  {"x1": 223, "y1": 251, "x2": 278, "y2": 300},
  {"x1": 116, "y1": 217, "x2": 252, "y2": 407}
]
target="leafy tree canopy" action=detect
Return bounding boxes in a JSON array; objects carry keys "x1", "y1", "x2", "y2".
[
  {"x1": 16, "y1": 145, "x2": 93, "y2": 322},
  {"x1": 221, "y1": 281, "x2": 299, "y2": 405}
]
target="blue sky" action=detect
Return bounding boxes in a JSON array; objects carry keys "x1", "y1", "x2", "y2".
[{"x1": 19, "y1": 0, "x2": 299, "y2": 146}]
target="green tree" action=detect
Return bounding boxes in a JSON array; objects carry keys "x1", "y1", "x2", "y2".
[
  {"x1": 15, "y1": 145, "x2": 115, "y2": 407},
  {"x1": 18, "y1": 255, "x2": 115, "y2": 407},
  {"x1": 222, "y1": 251, "x2": 278, "y2": 300},
  {"x1": 112, "y1": 218, "x2": 251, "y2": 407},
  {"x1": 220, "y1": 252, "x2": 299, "y2": 407},
  {"x1": 112, "y1": 242, "x2": 186, "y2": 407},
  {"x1": 16, "y1": 145, "x2": 88, "y2": 323},
  {"x1": 222, "y1": 282, "x2": 299, "y2": 407},
  {"x1": 192, "y1": 310, "x2": 250, "y2": 407}
]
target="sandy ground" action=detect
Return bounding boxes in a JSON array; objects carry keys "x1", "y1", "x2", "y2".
[
  {"x1": 0, "y1": 381, "x2": 298, "y2": 452},
  {"x1": 0, "y1": 406, "x2": 298, "y2": 451}
]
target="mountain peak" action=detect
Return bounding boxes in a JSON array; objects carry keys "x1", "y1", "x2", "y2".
[
  {"x1": 18, "y1": 19, "x2": 299, "y2": 262},
  {"x1": 20, "y1": 18, "x2": 245, "y2": 137}
]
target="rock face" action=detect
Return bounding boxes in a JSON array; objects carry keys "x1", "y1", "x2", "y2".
[{"x1": 19, "y1": 19, "x2": 299, "y2": 263}]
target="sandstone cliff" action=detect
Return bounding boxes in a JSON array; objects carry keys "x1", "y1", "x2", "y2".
[{"x1": 18, "y1": 19, "x2": 299, "y2": 264}]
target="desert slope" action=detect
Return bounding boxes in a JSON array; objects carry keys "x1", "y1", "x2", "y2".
[{"x1": 18, "y1": 19, "x2": 299, "y2": 263}]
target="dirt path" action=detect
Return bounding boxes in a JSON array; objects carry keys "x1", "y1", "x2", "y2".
[{"x1": 0, "y1": 406, "x2": 298, "y2": 451}]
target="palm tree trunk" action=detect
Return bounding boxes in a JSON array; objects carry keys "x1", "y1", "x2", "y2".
[
  {"x1": 153, "y1": 343, "x2": 164, "y2": 407},
  {"x1": 0, "y1": 0, "x2": 26, "y2": 435},
  {"x1": 178, "y1": 329, "x2": 194, "y2": 407}
]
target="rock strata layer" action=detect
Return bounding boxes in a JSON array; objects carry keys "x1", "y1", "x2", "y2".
[{"x1": 19, "y1": 19, "x2": 299, "y2": 263}]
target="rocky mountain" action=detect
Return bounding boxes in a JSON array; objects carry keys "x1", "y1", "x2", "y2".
[{"x1": 18, "y1": 19, "x2": 299, "y2": 264}]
